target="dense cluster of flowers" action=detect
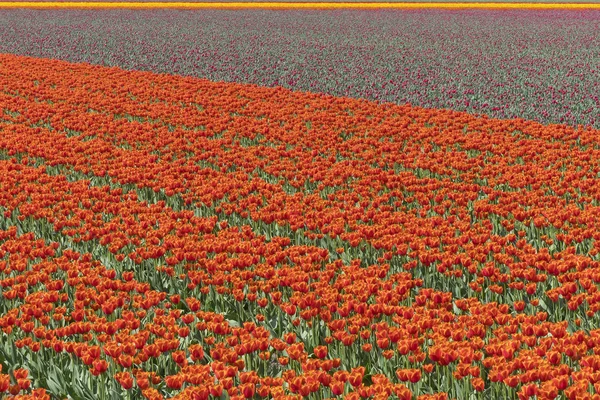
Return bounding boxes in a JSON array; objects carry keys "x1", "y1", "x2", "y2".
[
  {"x1": 0, "y1": 0, "x2": 592, "y2": 3},
  {"x1": 0, "y1": 8, "x2": 598, "y2": 128},
  {"x1": 2, "y1": 54, "x2": 600, "y2": 399}
]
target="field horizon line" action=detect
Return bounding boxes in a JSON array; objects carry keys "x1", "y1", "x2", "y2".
[{"x1": 1, "y1": 1, "x2": 599, "y2": 8}]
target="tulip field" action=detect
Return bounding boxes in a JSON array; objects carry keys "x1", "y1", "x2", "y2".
[
  {"x1": 0, "y1": 7, "x2": 600, "y2": 400},
  {"x1": 1, "y1": 9, "x2": 599, "y2": 129}
]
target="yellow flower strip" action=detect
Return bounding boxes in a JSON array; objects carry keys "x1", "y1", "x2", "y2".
[{"x1": 0, "y1": 2, "x2": 598, "y2": 8}]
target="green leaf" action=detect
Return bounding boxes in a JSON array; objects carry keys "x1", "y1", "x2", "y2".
[
  {"x1": 45, "y1": 376, "x2": 64, "y2": 396},
  {"x1": 227, "y1": 319, "x2": 240, "y2": 328},
  {"x1": 538, "y1": 299, "x2": 550, "y2": 313}
]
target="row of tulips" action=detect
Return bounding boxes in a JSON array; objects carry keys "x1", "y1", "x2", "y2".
[
  {"x1": 0, "y1": 170, "x2": 450, "y2": 399},
  {"x1": 2, "y1": 54, "x2": 600, "y2": 399}
]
